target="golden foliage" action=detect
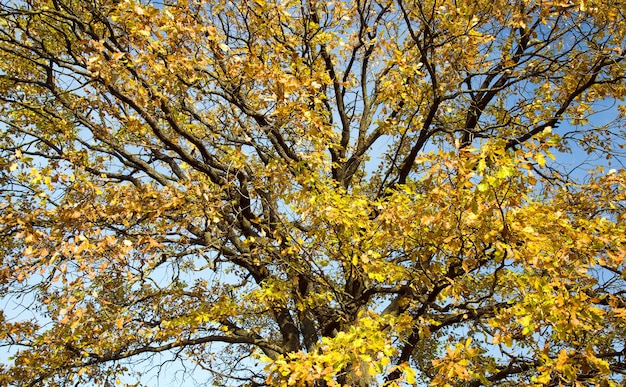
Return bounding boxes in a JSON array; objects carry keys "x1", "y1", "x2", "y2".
[{"x1": 0, "y1": 0, "x2": 625, "y2": 386}]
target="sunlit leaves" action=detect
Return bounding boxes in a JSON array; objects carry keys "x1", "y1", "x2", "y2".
[
  {"x1": 265, "y1": 312, "x2": 401, "y2": 387},
  {"x1": 0, "y1": 0, "x2": 625, "y2": 386}
]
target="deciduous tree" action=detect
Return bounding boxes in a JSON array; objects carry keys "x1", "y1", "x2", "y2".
[{"x1": 1, "y1": 0, "x2": 626, "y2": 386}]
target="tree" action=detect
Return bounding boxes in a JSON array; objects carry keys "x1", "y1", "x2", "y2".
[{"x1": 1, "y1": 0, "x2": 625, "y2": 385}]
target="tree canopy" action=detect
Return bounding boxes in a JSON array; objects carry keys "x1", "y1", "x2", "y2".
[{"x1": 1, "y1": 0, "x2": 626, "y2": 386}]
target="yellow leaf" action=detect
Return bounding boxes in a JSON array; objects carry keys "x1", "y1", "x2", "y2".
[
  {"x1": 534, "y1": 372, "x2": 551, "y2": 384},
  {"x1": 535, "y1": 153, "x2": 546, "y2": 167},
  {"x1": 556, "y1": 349, "x2": 569, "y2": 368},
  {"x1": 404, "y1": 366, "x2": 416, "y2": 384}
]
